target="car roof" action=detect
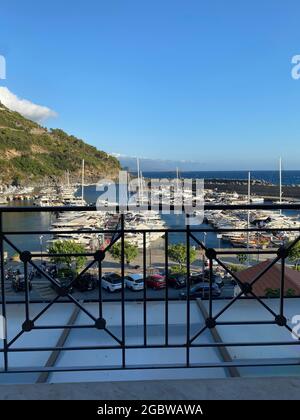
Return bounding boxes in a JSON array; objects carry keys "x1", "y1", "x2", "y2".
[
  {"x1": 128, "y1": 274, "x2": 143, "y2": 280},
  {"x1": 193, "y1": 282, "x2": 217, "y2": 289}
]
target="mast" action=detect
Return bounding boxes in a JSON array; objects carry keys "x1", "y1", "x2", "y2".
[
  {"x1": 247, "y1": 171, "x2": 251, "y2": 264},
  {"x1": 279, "y1": 157, "x2": 282, "y2": 215},
  {"x1": 140, "y1": 171, "x2": 144, "y2": 205},
  {"x1": 176, "y1": 167, "x2": 180, "y2": 192},
  {"x1": 81, "y1": 159, "x2": 85, "y2": 204},
  {"x1": 137, "y1": 157, "x2": 141, "y2": 203}
]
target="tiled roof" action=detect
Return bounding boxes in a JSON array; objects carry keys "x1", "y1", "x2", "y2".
[{"x1": 236, "y1": 260, "x2": 300, "y2": 297}]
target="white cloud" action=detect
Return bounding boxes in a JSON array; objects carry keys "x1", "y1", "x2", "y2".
[
  {"x1": 109, "y1": 152, "x2": 129, "y2": 158},
  {"x1": 0, "y1": 87, "x2": 57, "y2": 123}
]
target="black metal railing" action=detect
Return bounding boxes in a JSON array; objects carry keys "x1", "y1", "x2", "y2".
[{"x1": 0, "y1": 203, "x2": 300, "y2": 376}]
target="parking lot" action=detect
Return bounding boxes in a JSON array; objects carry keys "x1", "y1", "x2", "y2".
[{"x1": 1, "y1": 273, "x2": 235, "y2": 302}]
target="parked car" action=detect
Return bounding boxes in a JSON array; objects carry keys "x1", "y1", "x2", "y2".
[
  {"x1": 73, "y1": 273, "x2": 97, "y2": 292},
  {"x1": 167, "y1": 273, "x2": 187, "y2": 289},
  {"x1": 48, "y1": 265, "x2": 74, "y2": 293},
  {"x1": 101, "y1": 272, "x2": 123, "y2": 292},
  {"x1": 11, "y1": 271, "x2": 33, "y2": 293},
  {"x1": 202, "y1": 270, "x2": 224, "y2": 288},
  {"x1": 214, "y1": 276, "x2": 224, "y2": 288},
  {"x1": 51, "y1": 278, "x2": 73, "y2": 294},
  {"x1": 189, "y1": 273, "x2": 203, "y2": 285},
  {"x1": 146, "y1": 274, "x2": 166, "y2": 290},
  {"x1": 180, "y1": 282, "x2": 221, "y2": 299},
  {"x1": 125, "y1": 274, "x2": 144, "y2": 291},
  {"x1": 204, "y1": 259, "x2": 219, "y2": 268},
  {"x1": 190, "y1": 270, "x2": 224, "y2": 288}
]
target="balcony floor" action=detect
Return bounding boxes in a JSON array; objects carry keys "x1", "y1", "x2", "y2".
[{"x1": 0, "y1": 376, "x2": 299, "y2": 400}]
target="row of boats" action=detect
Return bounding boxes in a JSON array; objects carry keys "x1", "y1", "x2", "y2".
[
  {"x1": 202, "y1": 190, "x2": 300, "y2": 249},
  {"x1": 48, "y1": 184, "x2": 299, "y2": 251},
  {"x1": 44, "y1": 184, "x2": 167, "y2": 249},
  {"x1": 0, "y1": 186, "x2": 35, "y2": 204},
  {"x1": 50, "y1": 208, "x2": 166, "y2": 249},
  {"x1": 34, "y1": 185, "x2": 84, "y2": 207},
  {"x1": 204, "y1": 210, "x2": 300, "y2": 248}
]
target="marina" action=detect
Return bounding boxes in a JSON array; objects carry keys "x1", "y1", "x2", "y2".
[
  {"x1": 1, "y1": 161, "x2": 300, "y2": 306},
  {"x1": 2, "y1": 162, "x2": 300, "y2": 255}
]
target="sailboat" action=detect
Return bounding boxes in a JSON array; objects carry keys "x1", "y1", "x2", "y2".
[
  {"x1": 273, "y1": 157, "x2": 284, "y2": 213},
  {"x1": 65, "y1": 159, "x2": 87, "y2": 206},
  {"x1": 135, "y1": 157, "x2": 142, "y2": 206},
  {"x1": 81, "y1": 159, "x2": 85, "y2": 205}
]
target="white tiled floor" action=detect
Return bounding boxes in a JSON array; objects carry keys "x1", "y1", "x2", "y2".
[{"x1": 1, "y1": 299, "x2": 300, "y2": 383}]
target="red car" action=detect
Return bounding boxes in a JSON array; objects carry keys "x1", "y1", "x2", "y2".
[{"x1": 146, "y1": 274, "x2": 166, "y2": 290}]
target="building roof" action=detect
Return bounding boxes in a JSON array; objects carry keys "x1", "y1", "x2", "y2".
[{"x1": 236, "y1": 260, "x2": 300, "y2": 297}]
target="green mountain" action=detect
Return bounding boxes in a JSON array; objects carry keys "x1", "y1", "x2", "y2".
[{"x1": 0, "y1": 101, "x2": 121, "y2": 185}]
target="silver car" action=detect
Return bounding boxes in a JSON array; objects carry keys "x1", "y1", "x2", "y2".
[
  {"x1": 101, "y1": 273, "x2": 123, "y2": 292},
  {"x1": 125, "y1": 274, "x2": 144, "y2": 291}
]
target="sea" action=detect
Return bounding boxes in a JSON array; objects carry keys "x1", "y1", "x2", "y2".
[
  {"x1": 132, "y1": 170, "x2": 300, "y2": 186},
  {"x1": 2, "y1": 170, "x2": 300, "y2": 256}
]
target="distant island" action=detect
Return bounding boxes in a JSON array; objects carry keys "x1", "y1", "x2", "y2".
[{"x1": 0, "y1": 101, "x2": 121, "y2": 186}]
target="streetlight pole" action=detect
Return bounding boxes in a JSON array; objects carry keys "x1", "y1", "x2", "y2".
[
  {"x1": 202, "y1": 232, "x2": 207, "y2": 274},
  {"x1": 40, "y1": 235, "x2": 44, "y2": 265}
]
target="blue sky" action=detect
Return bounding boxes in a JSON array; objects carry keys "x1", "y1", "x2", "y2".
[{"x1": 0, "y1": 0, "x2": 300, "y2": 170}]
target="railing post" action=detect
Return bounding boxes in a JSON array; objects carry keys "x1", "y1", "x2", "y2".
[
  {"x1": 280, "y1": 257, "x2": 285, "y2": 317},
  {"x1": 186, "y1": 215, "x2": 191, "y2": 367},
  {"x1": 165, "y1": 232, "x2": 169, "y2": 346},
  {"x1": 120, "y1": 213, "x2": 126, "y2": 368},
  {"x1": 98, "y1": 257, "x2": 103, "y2": 320},
  {"x1": 209, "y1": 256, "x2": 213, "y2": 319},
  {"x1": 24, "y1": 261, "x2": 30, "y2": 323},
  {"x1": 143, "y1": 232, "x2": 147, "y2": 347},
  {"x1": 0, "y1": 211, "x2": 8, "y2": 371}
]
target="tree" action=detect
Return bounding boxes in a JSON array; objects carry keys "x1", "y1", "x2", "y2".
[
  {"x1": 288, "y1": 241, "x2": 300, "y2": 270},
  {"x1": 265, "y1": 288, "x2": 280, "y2": 298},
  {"x1": 286, "y1": 288, "x2": 296, "y2": 297},
  {"x1": 168, "y1": 243, "x2": 197, "y2": 271},
  {"x1": 170, "y1": 264, "x2": 187, "y2": 274},
  {"x1": 237, "y1": 254, "x2": 247, "y2": 265},
  {"x1": 109, "y1": 241, "x2": 139, "y2": 265},
  {"x1": 48, "y1": 240, "x2": 87, "y2": 272},
  {"x1": 228, "y1": 263, "x2": 244, "y2": 273},
  {"x1": 11, "y1": 176, "x2": 21, "y2": 187},
  {"x1": 265, "y1": 287, "x2": 296, "y2": 298}
]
